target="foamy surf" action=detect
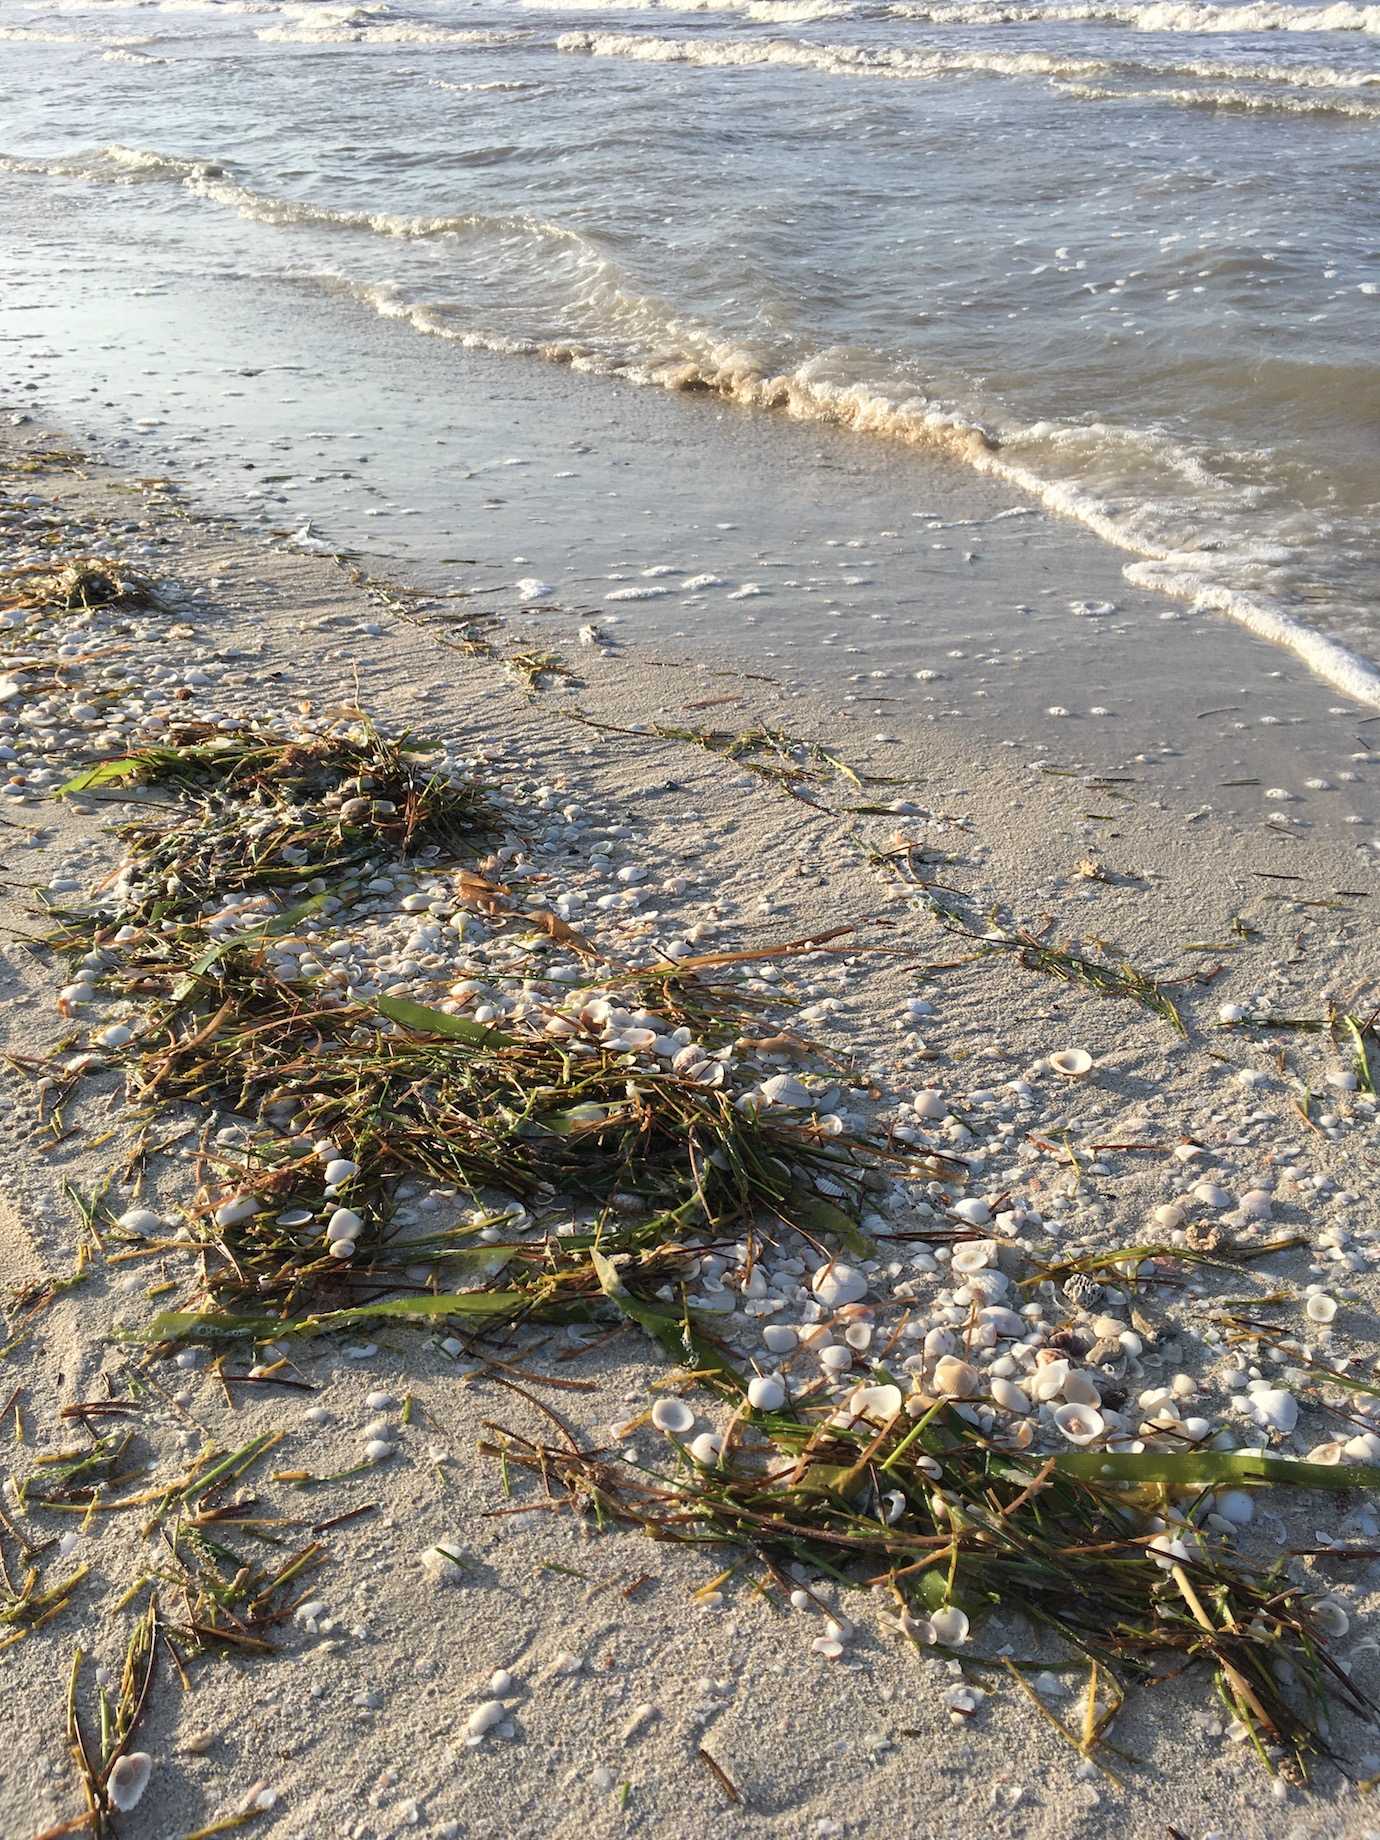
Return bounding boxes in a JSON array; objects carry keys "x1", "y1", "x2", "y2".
[
  {"x1": 887, "y1": 0, "x2": 1380, "y2": 30},
  {"x1": 554, "y1": 29, "x2": 1377, "y2": 98}
]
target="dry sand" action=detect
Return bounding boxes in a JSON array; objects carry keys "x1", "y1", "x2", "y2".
[{"x1": 1, "y1": 422, "x2": 1379, "y2": 1840}]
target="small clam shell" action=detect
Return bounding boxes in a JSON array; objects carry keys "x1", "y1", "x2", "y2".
[
  {"x1": 1052, "y1": 1402, "x2": 1105, "y2": 1445},
  {"x1": 651, "y1": 1398, "x2": 695, "y2": 1435},
  {"x1": 107, "y1": 1753, "x2": 153, "y2": 1813},
  {"x1": 1305, "y1": 1293, "x2": 1337, "y2": 1324},
  {"x1": 1048, "y1": 1048, "x2": 1092, "y2": 1078}
]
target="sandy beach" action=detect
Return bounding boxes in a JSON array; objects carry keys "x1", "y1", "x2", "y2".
[{"x1": 3, "y1": 416, "x2": 1380, "y2": 1840}]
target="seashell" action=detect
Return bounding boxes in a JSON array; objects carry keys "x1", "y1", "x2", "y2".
[
  {"x1": 951, "y1": 1198, "x2": 991, "y2": 1228},
  {"x1": 117, "y1": 1208, "x2": 162, "y2": 1237},
  {"x1": 1053, "y1": 1403, "x2": 1105, "y2": 1445},
  {"x1": 1061, "y1": 1272, "x2": 1103, "y2": 1309},
  {"x1": 1306, "y1": 1440, "x2": 1345, "y2": 1466},
  {"x1": 107, "y1": 1753, "x2": 153, "y2": 1813},
  {"x1": 467, "y1": 1700, "x2": 507, "y2": 1740},
  {"x1": 323, "y1": 1158, "x2": 359, "y2": 1187},
  {"x1": 1237, "y1": 1188, "x2": 1273, "y2": 1220},
  {"x1": 847, "y1": 1383, "x2": 903, "y2": 1422},
  {"x1": 326, "y1": 1207, "x2": 363, "y2": 1243},
  {"x1": 951, "y1": 1239, "x2": 994, "y2": 1273},
  {"x1": 1305, "y1": 1293, "x2": 1337, "y2": 1324},
  {"x1": 1313, "y1": 1597, "x2": 1350, "y2": 1639},
  {"x1": 929, "y1": 1605, "x2": 970, "y2": 1647},
  {"x1": 489, "y1": 1669, "x2": 516, "y2": 1697},
  {"x1": 1218, "y1": 1003, "x2": 1245, "y2": 1023},
  {"x1": 1192, "y1": 1183, "x2": 1233, "y2": 1210},
  {"x1": 214, "y1": 1194, "x2": 260, "y2": 1229},
  {"x1": 1248, "y1": 1387, "x2": 1298, "y2": 1435},
  {"x1": 990, "y1": 1376, "x2": 1030, "y2": 1415},
  {"x1": 364, "y1": 1438, "x2": 394, "y2": 1465},
  {"x1": 276, "y1": 1209, "x2": 313, "y2": 1227},
  {"x1": 1061, "y1": 1370, "x2": 1101, "y2": 1408},
  {"x1": 747, "y1": 1375, "x2": 786, "y2": 1413},
  {"x1": 1048, "y1": 1049, "x2": 1092, "y2": 1078},
  {"x1": 651, "y1": 1398, "x2": 695, "y2": 1435},
  {"x1": 688, "y1": 1432, "x2": 722, "y2": 1467},
  {"x1": 1152, "y1": 1203, "x2": 1184, "y2": 1230},
  {"x1": 811, "y1": 1262, "x2": 867, "y2": 1308},
  {"x1": 1030, "y1": 1358, "x2": 1070, "y2": 1403},
  {"x1": 1086, "y1": 1337, "x2": 1123, "y2": 1368},
  {"x1": 1214, "y1": 1489, "x2": 1255, "y2": 1526},
  {"x1": 912, "y1": 1089, "x2": 946, "y2": 1121},
  {"x1": 762, "y1": 1324, "x2": 797, "y2": 1355},
  {"x1": 933, "y1": 1356, "x2": 980, "y2": 1399},
  {"x1": 757, "y1": 1074, "x2": 811, "y2": 1109},
  {"x1": 420, "y1": 1541, "x2": 465, "y2": 1585}
]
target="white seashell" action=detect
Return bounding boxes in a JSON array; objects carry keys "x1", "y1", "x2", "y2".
[
  {"x1": 323, "y1": 1158, "x2": 359, "y2": 1186},
  {"x1": 276, "y1": 1209, "x2": 313, "y2": 1227},
  {"x1": 1060, "y1": 1370, "x2": 1101, "y2": 1408},
  {"x1": 1152, "y1": 1203, "x2": 1184, "y2": 1230},
  {"x1": 327, "y1": 1240, "x2": 355, "y2": 1260},
  {"x1": 933, "y1": 1356, "x2": 980, "y2": 1399},
  {"x1": 762, "y1": 1324, "x2": 797, "y2": 1355},
  {"x1": 1218, "y1": 1003, "x2": 1245, "y2": 1024},
  {"x1": 95, "y1": 1023, "x2": 134, "y2": 1050},
  {"x1": 117, "y1": 1208, "x2": 162, "y2": 1237},
  {"x1": 489, "y1": 1669, "x2": 516, "y2": 1696},
  {"x1": 990, "y1": 1376, "x2": 1030, "y2": 1415},
  {"x1": 420, "y1": 1541, "x2": 465, "y2": 1585},
  {"x1": 1030, "y1": 1359, "x2": 1070, "y2": 1403},
  {"x1": 651, "y1": 1398, "x2": 695, "y2": 1435},
  {"x1": 326, "y1": 1207, "x2": 363, "y2": 1243},
  {"x1": 950, "y1": 1238, "x2": 994, "y2": 1273},
  {"x1": 747, "y1": 1375, "x2": 786, "y2": 1413},
  {"x1": 1314, "y1": 1597, "x2": 1350, "y2": 1638},
  {"x1": 1307, "y1": 1440, "x2": 1345, "y2": 1466},
  {"x1": 364, "y1": 1438, "x2": 394, "y2": 1464},
  {"x1": 214, "y1": 1194, "x2": 260, "y2": 1229},
  {"x1": 1053, "y1": 1403, "x2": 1105, "y2": 1445},
  {"x1": 756, "y1": 1074, "x2": 812, "y2": 1109},
  {"x1": 951, "y1": 1199, "x2": 991, "y2": 1228},
  {"x1": 811, "y1": 1262, "x2": 867, "y2": 1308},
  {"x1": 1214, "y1": 1489, "x2": 1255, "y2": 1526},
  {"x1": 1048, "y1": 1049, "x2": 1092, "y2": 1078},
  {"x1": 365, "y1": 1390, "x2": 397, "y2": 1411},
  {"x1": 1327, "y1": 1069, "x2": 1358, "y2": 1091},
  {"x1": 847, "y1": 1383, "x2": 903, "y2": 1422},
  {"x1": 928, "y1": 1605, "x2": 970, "y2": 1647},
  {"x1": 107, "y1": 1753, "x2": 152, "y2": 1813},
  {"x1": 688, "y1": 1432, "x2": 722, "y2": 1466},
  {"x1": 1249, "y1": 1388, "x2": 1298, "y2": 1434},
  {"x1": 1192, "y1": 1183, "x2": 1233, "y2": 1209},
  {"x1": 1305, "y1": 1294, "x2": 1337, "y2": 1325},
  {"x1": 912, "y1": 1089, "x2": 946, "y2": 1121},
  {"x1": 467, "y1": 1700, "x2": 507, "y2": 1740},
  {"x1": 1237, "y1": 1189, "x2": 1273, "y2": 1220}
]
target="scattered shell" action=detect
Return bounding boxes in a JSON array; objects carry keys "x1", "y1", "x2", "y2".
[
  {"x1": 747, "y1": 1375, "x2": 786, "y2": 1413},
  {"x1": 1047, "y1": 1049, "x2": 1092, "y2": 1078},
  {"x1": 932, "y1": 1356, "x2": 980, "y2": 1399},
  {"x1": 117, "y1": 1208, "x2": 162, "y2": 1237},
  {"x1": 928, "y1": 1605, "x2": 970, "y2": 1647},
  {"x1": 912, "y1": 1089, "x2": 946, "y2": 1120},
  {"x1": 1052, "y1": 1402, "x2": 1105, "y2": 1445},
  {"x1": 467, "y1": 1700, "x2": 507, "y2": 1740},
  {"x1": 1305, "y1": 1294, "x2": 1338, "y2": 1325},
  {"x1": 1248, "y1": 1388, "x2": 1298, "y2": 1435},
  {"x1": 323, "y1": 1158, "x2": 359, "y2": 1186},
  {"x1": 846, "y1": 1382, "x2": 903, "y2": 1422},
  {"x1": 107, "y1": 1754, "x2": 153, "y2": 1813},
  {"x1": 651, "y1": 1398, "x2": 695, "y2": 1435},
  {"x1": 811, "y1": 1262, "x2": 867, "y2": 1308},
  {"x1": 420, "y1": 1541, "x2": 465, "y2": 1586}
]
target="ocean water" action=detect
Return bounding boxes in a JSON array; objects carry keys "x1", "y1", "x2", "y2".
[{"x1": 1, "y1": 0, "x2": 1378, "y2": 705}]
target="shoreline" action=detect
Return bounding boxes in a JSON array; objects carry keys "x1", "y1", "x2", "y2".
[{"x1": 3, "y1": 419, "x2": 1380, "y2": 1840}]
